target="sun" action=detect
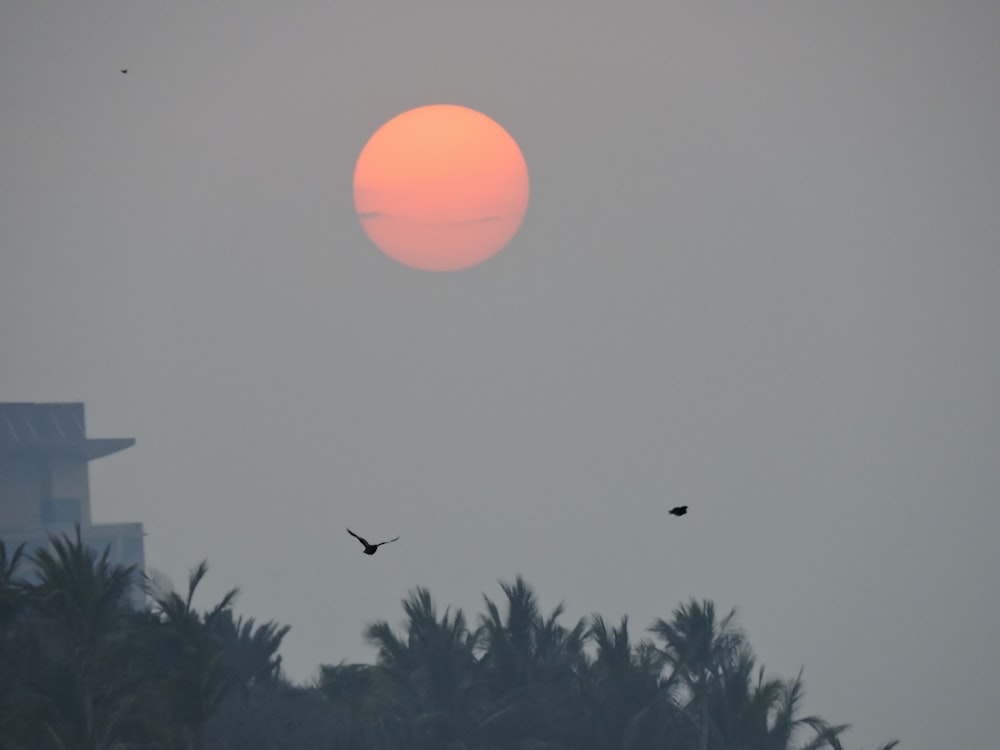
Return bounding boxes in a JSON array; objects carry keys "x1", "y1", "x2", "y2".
[{"x1": 353, "y1": 104, "x2": 530, "y2": 272}]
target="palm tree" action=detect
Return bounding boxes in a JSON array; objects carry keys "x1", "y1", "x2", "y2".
[
  {"x1": 23, "y1": 526, "x2": 142, "y2": 750},
  {"x1": 709, "y1": 645, "x2": 851, "y2": 750},
  {"x1": 476, "y1": 576, "x2": 587, "y2": 747},
  {"x1": 0, "y1": 539, "x2": 45, "y2": 749},
  {"x1": 149, "y1": 560, "x2": 239, "y2": 750},
  {"x1": 30, "y1": 525, "x2": 138, "y2": 660},
  {"x1": 581, "y1": 615, "x2": 661, "y2": 750},
  {"x1": 649, "y1": 598, "x2": 745, "y2": 750},
  {"x1": 0, "y1": 539, "x2": 26, "y2": 630},
  {"x1": 213, "y1": 609, "x2": 291, "y2": 689},
  {"x1": 365, "y1": 587, "x2": 482, "y2": 750},
  {"x1": 710, "y1": 644, "x2": 784, "y2": 749},
  {"x1": 320, "y1": 661, "x2": 403, "y2": 750},
  {"x1": 766, "y1": 669, "x2": 849, "y2": 750},
  {"x1": 204, "y1": 682, "x2": 344, "y2": 750}
]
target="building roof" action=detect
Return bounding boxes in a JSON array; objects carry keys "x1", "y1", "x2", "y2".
[{"x1": 0, "y1": 403, "x2": 134, "y2": 460}]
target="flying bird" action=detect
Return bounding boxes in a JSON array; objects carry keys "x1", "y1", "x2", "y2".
[
  {"x1": 668, "y1": 506, "x2": 688, "y2": 517},
  {"x1": 120, "y1": 69, "x2": 128, "y2": 74},
  {"x1": 347, "y1": 528, "x2": 400, "y2": 555}
]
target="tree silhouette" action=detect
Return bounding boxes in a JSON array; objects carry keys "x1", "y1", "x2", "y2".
[
  {"x1": 0, "y1": 539, "x2": 26, "y2": 630},
  {"x1": 149, "y1": 560, "x2": 239, "y2": 750},
  {"x1": 650, "y1": 598, "x2": 745, "y2": 750},
  {"x1": 365, "y1": 587, "x2": 482, "y2": 750},
  {"x1": 0, "y1": 533, "x2": 901, "y2": 750},
  {"x1": 24, "y1": 525, "x2": 141, "y2": 750},
  {"x1": 581, "y1": 615, "x2": 662, "y2": 750},
  {"x1": 213, "y1": 609, "x2": 291, "y2": 689},
  {"x1": 477, "y1": 576, "x2": 587, "y2": 747}
]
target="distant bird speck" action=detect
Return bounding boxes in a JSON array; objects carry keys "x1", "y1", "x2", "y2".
[
  {"x1": 347, "y1": 528, "x2": 400, "y2": 555},
  {"x1": 668, "y1": 506, "x2": 688, "y2": 517}
]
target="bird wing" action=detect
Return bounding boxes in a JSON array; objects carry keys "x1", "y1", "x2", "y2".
[
  {"x1": 347, "y1": 528, "x2": 370, "y2": 547},
  {"x1": 375, "y1": 536, "x2": 400, "y2": 547}
]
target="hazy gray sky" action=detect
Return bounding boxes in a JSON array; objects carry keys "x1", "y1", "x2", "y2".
[{"x1": 3, "y1": 3, "x2": 999, "y2": 748}]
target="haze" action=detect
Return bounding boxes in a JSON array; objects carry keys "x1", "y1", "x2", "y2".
[{"x1": 2, "y1": 3, "x2": 998, "y2": 749}]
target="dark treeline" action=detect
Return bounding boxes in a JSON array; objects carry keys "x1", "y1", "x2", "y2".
[{"x1": 0, "y1": 531, "x2": 898, "y2": 750}]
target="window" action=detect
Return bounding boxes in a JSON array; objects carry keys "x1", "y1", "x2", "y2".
[
  {"x1": 122, "y1": 536, "x2": 144, "y2": 565},
  {"x1": 41, "y1": 497, "x2": 82, "y2": 524}
]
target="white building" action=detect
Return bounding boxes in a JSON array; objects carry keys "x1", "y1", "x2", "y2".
[{"x1": 0, "y1": 402, "x2": 144, "y2": 583}]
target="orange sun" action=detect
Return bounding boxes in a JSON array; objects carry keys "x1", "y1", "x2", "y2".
[{"x1": 353, "y1": 104, "x2": 530, "y2": 271}]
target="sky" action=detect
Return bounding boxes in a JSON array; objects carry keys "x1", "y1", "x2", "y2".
[{"x1": 2, "y1": 3, "x2": 999, "y2": 748}]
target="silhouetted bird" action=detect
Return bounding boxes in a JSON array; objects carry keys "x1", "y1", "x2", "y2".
[
  {"x1": 668, "y1": 506, "x2": 688, "y2": 517},
  {"x1": 347, "y1": 528, "x2": 400, "y2": 555},
  {"x1": 120, "y1": 69, "x2": 127, "y2": 74}
]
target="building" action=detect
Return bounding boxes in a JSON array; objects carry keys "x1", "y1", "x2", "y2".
[{"x1": 0, "y1": 402, "x2": 144, "y2": 582}]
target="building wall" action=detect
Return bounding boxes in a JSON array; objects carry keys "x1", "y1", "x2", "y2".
[
  {"x1": 0, "y1": 456, "x2": 92, "y2": 529},
  {"x1": 48, "y1": 458, "x2": 90, "y2": 526},
  {"x1": 0, "y1": 404, "x2": 143, "y2": 603},
  {"x1": 0, "y1": 457, "x2": 43, "y2": 528}
]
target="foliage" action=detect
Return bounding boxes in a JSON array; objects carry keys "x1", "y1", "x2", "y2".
[
  {"x1": 0, "y1": 533, "x2": 896, "y2": 750},
  {"x1": 0, "y1": 533, "x2": 286, "y2": 750}
]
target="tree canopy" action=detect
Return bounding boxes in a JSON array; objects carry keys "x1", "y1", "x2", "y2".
[{"x1": 0, "y1": 535, "x2": 897, "y2": 750}]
